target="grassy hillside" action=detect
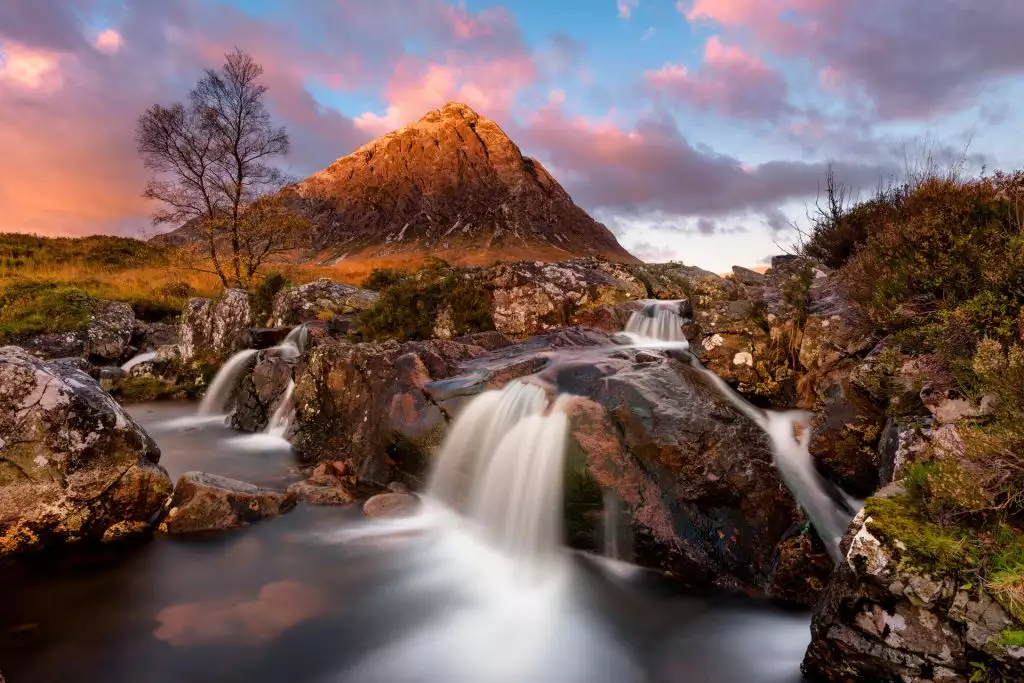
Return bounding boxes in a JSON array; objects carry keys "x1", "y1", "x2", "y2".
[
  {"x1": 0, "y1": 233, "x2": 367, "y2": 340},
  {"x1": 802, "y1": 170, "x2": 1024, "y2": 618}
]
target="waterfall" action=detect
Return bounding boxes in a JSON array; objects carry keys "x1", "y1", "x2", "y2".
[
  {"x1": 120, "y1": 351, "x2": 157, "y2": 373},
  {"x1": 197, "y1": 349, "x2": 258, "y2": 416},
  {"x1": 621, "y1": 301, "x2": 689, "y2": 347},
  {"x1": 677, "y1": 350, "x2": 859, "y2": 562},
  {"x1": 265, "y1": 379, "x2": 295, "y2": 438},
  {"x1": 427, "y1": 381, "x2": 549, "y2": 507},
  {"x1": 279, "y1": 324, "x2": 309, "y2": 358}
]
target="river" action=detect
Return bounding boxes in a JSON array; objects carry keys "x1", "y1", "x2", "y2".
[{"x1": 0, "y1": 402, "x2": 811, "y2": 683}]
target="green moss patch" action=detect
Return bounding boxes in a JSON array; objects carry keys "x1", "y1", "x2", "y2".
[{"x1": 0, "y1": 280, "x2": 96, "y2": 339}]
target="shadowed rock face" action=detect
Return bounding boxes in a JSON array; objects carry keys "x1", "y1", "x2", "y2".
[
  {"x1": 285, "y1": 102, "x2": 638, "y2": 266},
  {"x1": 0, "y1": 346, "x2": 172, "y2": 555}
]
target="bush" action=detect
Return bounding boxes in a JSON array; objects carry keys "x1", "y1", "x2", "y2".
[
  {"x1": 251, "y1": 272, "x2": 289, "y2": 324},
  {"x1": 362, "y1": 268, "x2": 409, "y2": 292},
  {"x1": 0, "y1": 280, "x2": 95, "y2": 338},
  {"x1": 358, "y1": 265, "x2": 494, "y2": 341}
]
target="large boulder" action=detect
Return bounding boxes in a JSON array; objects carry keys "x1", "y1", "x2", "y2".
[
  {"x1": 803, "y1": 488, "x2": 1024, "y2": 683},
  {"x1": 556, "y1": 347, "x2": 828, "y2": 599},
  {"x1": 0, "y1": 346, "x2": 173, "y2": 555},
  {"x1": 131, "y1": 321, "x2": 179, "y2": 352},
  {"x1": 269, "y1": 279, "x2": 378, "y2": 327},
  {"x1": 161, "y1": 472, "x2": 296, "y2": 534},
  {"x1": 178, "y1": 288, "x2": 253, "y2": 361},
  {"x1": 20, "y1": 299, "x2": 136, "y2": 362},
  {"x1": 485, "y1": 259, "x2": 646, "y2": 337},
  {"x1": 292, "y1": 337, "x2": 491, "y2": 484},
  {"x1": 625, "y1": 262, "x2": 731, "y2": 302}
]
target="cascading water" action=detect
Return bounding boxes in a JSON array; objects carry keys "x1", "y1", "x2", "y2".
[
  {"x1": 265, "y1": 379, "x2": 295, "y2": 439},
  {"x1": 676, "y1": 350, "x2": 859, "y2": 562},
  {"x1": 120, "y1": 350, "x2": 157, "y2": 373},
  {"x1": 620, "y1": 301, "x2": 689, "y2": 347},
  {"x1": 197, "y1": 349, "x2": 258, "y2": 416},
  {"x1": 427, "y1": 381, "x2": 549, "y2": 510}
]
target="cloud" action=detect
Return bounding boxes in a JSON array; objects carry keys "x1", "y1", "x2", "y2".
[
  {"x1": 641, "y1": 27, "x2": 656, "y2": 41},
  {"x1": 679, "y1": 0, "x2": 1024, "y2": 120},
  {"x1": 94, "y1": 29, "x2": 123, "y2": 55},
  {"x1": 515, "y1": 104, "x2": 894, "y2": 218},
  {"x1": 645, "y1": 36, "x2": 792, "y2": 120},
  {"x1": 0, "y1": 41, "x2": 64, "y2": 92},
  {"x1": 617, "y1": 0, "x2": 640, "y2": 19}
]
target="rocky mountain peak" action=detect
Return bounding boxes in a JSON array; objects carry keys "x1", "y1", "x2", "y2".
[{"x1": 290, "y1": 102, "x2": 637, "y2": 266}]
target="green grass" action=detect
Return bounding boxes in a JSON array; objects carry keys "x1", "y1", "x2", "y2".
[{"x1": 0, "y1": 280, "x2": 96, "y2": 338}]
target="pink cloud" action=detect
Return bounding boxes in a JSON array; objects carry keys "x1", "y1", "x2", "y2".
[
  {"x1": 679, "y1": 0, "x2": 1024, "y2": 120},
  {"x1": 94, "y1": 29, "x2": 124, "y2": 55},
  {"x1": 0, "y1": 41, "x2": 64, "y2": 92},
  {"x1": 513, "y1": 102, "x2": 893, "y2": 217},
  {"x1": 355, "y1": 53, "x2": 537, "y2": 135},
  {"x1": 645, "y1": 36, "x2": 791, "y2": 120}
]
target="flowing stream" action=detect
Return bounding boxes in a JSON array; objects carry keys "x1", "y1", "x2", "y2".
[{"x1": 0, "y1": 308, "x2": 860, "y2": 682}]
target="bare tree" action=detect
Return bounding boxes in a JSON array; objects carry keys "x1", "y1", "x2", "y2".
[{"x1": 137, "y1": 48, "x2": 298, "y2": 288}]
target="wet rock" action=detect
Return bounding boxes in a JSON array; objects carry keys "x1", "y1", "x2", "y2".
[
  {"x1": 161, "y1": 472, "x2": 296, "y2": 534},
  {"x1": 0, "y1": 346, "x2": 172, "y2": 556},
  {"x1": 245, "y1": 327, "x2": 294, "y2": 350},
  {"x1": 292, "y1": 337, "x2": 491, "y2": 483},
  {"x1": 765, "y1": 529, "x2": 834, "y2": 606},
  {"x1": 270, "y1": 279, "x2": 378, "y2": 327},
  {"x1": 286, "y1": 461, "x2": 357, "y2": 506},
  {"x1": 178, "y1": 288, "x2": 253, "y2": 361},
  {"x1": 569, "y1": 300, "x2": 646, "y2": 333},
  {"x1": 802, "y1": 500, "x2": 1024, "y2": 682},
  {"x1": 451, "y1": 330, "x2": 513, "y2": 351},
  {"x1": 287, "y1": 481, "x2": 356, "y2": 506},
  {"x1": 486, "y1": 259, "x2": 646, "y2": 337},
  {"x1": 231, "y1": 351, "x2": 295, "y2": 432},
  {"x1": 808, "y1": 377, "x2": 886, "y2": 498},
  {"x1": 560, "y1": 349, "x2": 813, "y2": 597},
  {"x1": 363, "y1": 492, "x2": 420, "y2": 518},
  {"x1": 131, "y1": 321, "x2": 178, "y2": 352}
]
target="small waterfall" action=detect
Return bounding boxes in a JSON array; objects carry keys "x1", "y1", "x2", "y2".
[
  {"x1": 197, "y1": 349, "x2": 258, "y2": 416},
  {"x1": 120, "y1": 351, "x2": 157, "y2": 373},
  {"x1": 621, "y1": 301, "x2": 689, "y2": 347},
  {"x1": 424, "y1": 381, "x2": 575, "y2": 567},
  {"x1": 278, "y1": 324, "x2": 309, "y2": 358},
  {"x1": 601, "y1": 490, "x2": 633, "y2": 563},
  {"x1": 427, "y1": 381, "x2": 549, "y2": 507},
  {"x1": 679, "y1": 351, "x2": 859, "y2": 562},
  {"x1": 265, "y1": 380, "x2": 295, "y2": 438}
]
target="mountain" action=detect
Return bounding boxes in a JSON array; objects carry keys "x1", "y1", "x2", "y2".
[{"x1": 155, "y1": 102, "x2": 637, "y2": 266}]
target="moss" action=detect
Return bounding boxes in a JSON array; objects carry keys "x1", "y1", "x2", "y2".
[
  {"x1": 998, "y1": 630, "x2": 1024, "y2": 647},
  {"x1": 112, "y1": 377, "x2": 173, "y2": 402},
  {"x1": 864, "y1": 496, "x2": 972, "y2": 574},
  {"x1": 0, "y1": 280, "x2": 96, "y2": 339}
]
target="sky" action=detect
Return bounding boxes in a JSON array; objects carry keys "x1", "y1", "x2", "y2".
[{"x1": 1, "y1": 0, "x2": 1022, "y2": 272}]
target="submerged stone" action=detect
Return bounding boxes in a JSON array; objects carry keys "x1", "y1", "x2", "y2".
[{"x1": 161, "y1": 472, "x2": 296, "y2": 534}]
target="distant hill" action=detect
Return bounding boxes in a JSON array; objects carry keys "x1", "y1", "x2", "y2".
[{"x1": 153, "y1": 102, "x2": 638, "y2": 267}]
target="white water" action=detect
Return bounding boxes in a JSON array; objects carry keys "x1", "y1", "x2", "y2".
[
  {"x1": 427, "y1": 381, "x2": 549, "y2": 510},
  {"x1": 623, "y1": 302, "x2": 689, "y2": 347},
  {"x1": 266, "y1": 379, "x2": 295, "y2": 438},
  {"x1": 197, "y1": 349, "x2": 258, "y2": 416},
  {"x1": 679, "y1": 352, "x2": 859, "y2": 562},
  {"x1": 120, "y1": 350, "x2": 157, "y2": 373}
]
